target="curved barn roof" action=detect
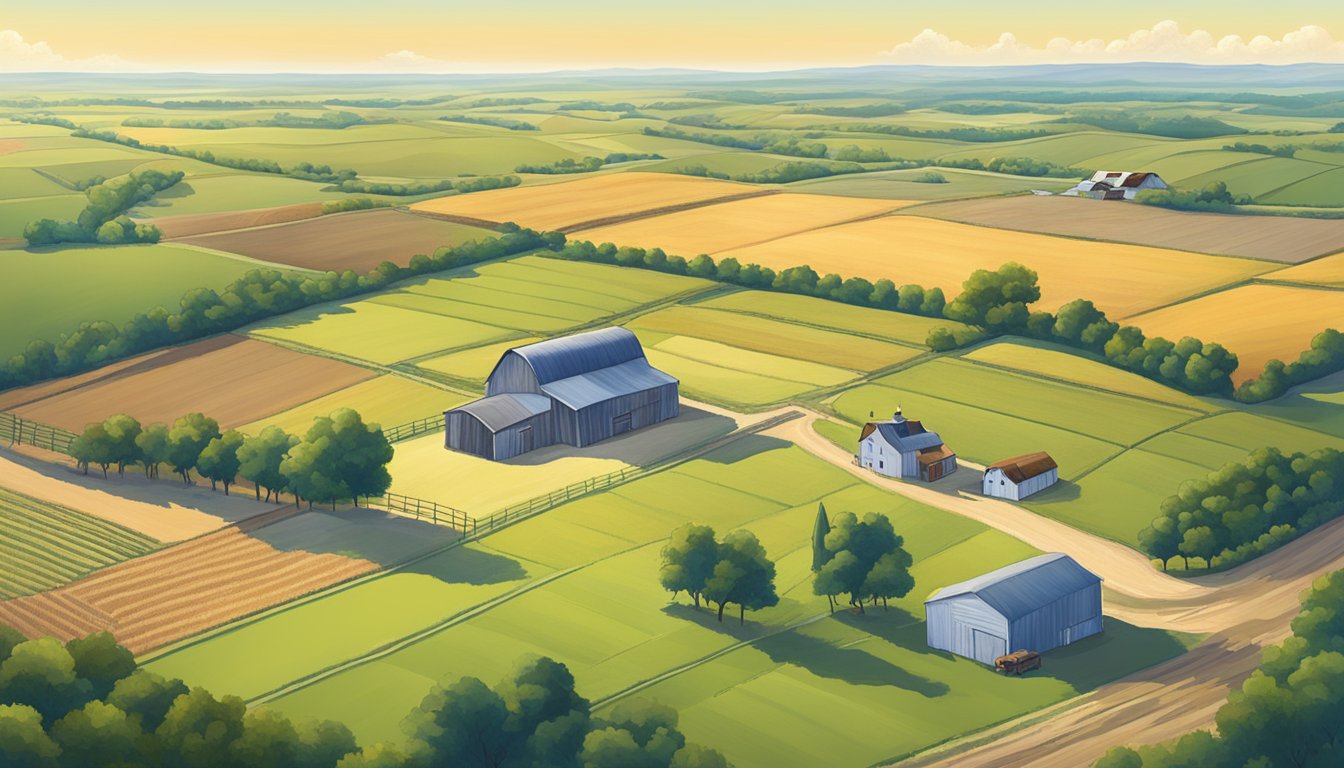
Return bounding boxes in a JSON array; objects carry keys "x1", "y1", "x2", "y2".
[
  {"x1": 506, "y1": 327, "x2": 647, "y2": 385},
  {"x1": 925, "y1": 553, "x2": 1100, "y2": 621},
  {"x1": 449, "y1": 393, "x2": 551, "y2": 431}
]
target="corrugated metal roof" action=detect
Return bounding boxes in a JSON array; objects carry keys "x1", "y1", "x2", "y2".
[
  {"x1": 988, "y1": 452, "x2": 1057, "y2": 483},
  {"x1": 875, "y1": 423, "x2": 945, "y2": 452},
  {"x1": 925, "y1": 553, "x2": 1100, "y2": 621},
  {"x1": 508, "y1": 327, "x2": 647, "y2": 385},
  {"x1": 542, "y1": 358, "x2": 677, "y2": 410},
  {"x1": 448, "y1": 393, "x2": 551, "y2": 431}
]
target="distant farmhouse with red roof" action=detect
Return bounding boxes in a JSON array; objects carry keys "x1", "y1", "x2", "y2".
[{"x1": 1062, "y1": 171, "x2": 1168, "y2": 201}]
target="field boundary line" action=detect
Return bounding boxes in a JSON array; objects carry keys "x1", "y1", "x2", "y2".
[
  {"x1": 562, "y1": 189, "x2": 782, "y2": 233},
  {"x1": 665, "y1": 303, "x2": 930, "y2": 350},
  {"x1": 697, "y1": 202, "x2": 915, "y2": 257}
]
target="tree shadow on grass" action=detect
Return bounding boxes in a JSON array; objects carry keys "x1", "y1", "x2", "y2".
[
  {"x1": 1022, "y1": 480, "x2": 1082, "y2": 505},
  {"x1": 398, "y1": 543, "x2": 528, "y2": 585},
  {"x1": 699, "y1": 434, "x2": 794, "y2": 465}
]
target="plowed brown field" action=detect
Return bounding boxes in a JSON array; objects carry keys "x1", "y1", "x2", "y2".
[
  {"x1": 0, "y1": 507, "x2": 376, "y2": 653},
  {"x1": 151, "y1": 202, "x2": 324, "y2": 239},
  {"x1": 10, "y1": 335, "x2": 375, "y2": 431}
]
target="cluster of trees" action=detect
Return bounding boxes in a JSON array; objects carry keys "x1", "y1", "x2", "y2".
[
  {"x1": 803, "y1": 103, "x2": 907, "y2": 118},
  {"x1": 325, "y1": 96, "x2": 449, "y2": 108},
  {"x1": 330, "y1": 178, "x2": 453, "y2": 196},
  {"x1": 438, "y1": 115, "x2": 538, "y2": 131},
  {"x1": 515, "y1": 156, "x2": 605, "y2": 174},
  {"x1": 935, "y1": 155, "x2": 1082, "y2": 178},
  {"x1": 930, "y1": 267, "x2": 1239, "y2": 395},
  {"x1": 555, "y1": 239, "x2": 945, "y2": 317},
  {"x1": 1222, "y1": 141, "x2": 1298, "y2": 157},
  {"x1": 461, "y1": 97, "x2": 546, "y2": 108},
  {"x1": 660, "y1": 524, "x2": 779, "y2": 623},
  {"x1": 1058, "y1": 112, "x2": 1246, "y2": 139},
  {"x1": 0, "y1": 226, "x2": 558, "y2": 392},
  {"x1": 910, "y1": 171, "x2": 947, "y2": 183},
  {"x1": 811, "y1": 506, "x2": 915, "y2": 613},
  {"x1": 1138, "y1": 447, "x2": 1344, "y2": 572},
  {"x1": 557, "y1": 100, "x2": 638, "y2": 112},
  {"x1": 1136, "y1": 181, "x2": 1252, "y2": 212},
  {"x1": 1095, "y1": 568, "x2": 1344, "y2": 767},
  {"x1": 642, "y1": 126, "x2": 763, "y2": 150},
  {"x1": 0, "y1": 624, "x2": 732, "y2": 768},
  {"x1": 761, "y1": 136, "x2": 829, "y2": 158},
  {"x1": 0, "y1": 627, "x2": 359, "y2": 768},
  {"x1": 734, "y1": 161, "x2": 871, "y2": 184},
  {"x1": 665, "y1": 164, "x2": 731, "y2": 180},
  {"x1": 68, "y1": 408, "x2": 393, "y2": 508},
  {"x1": 24, "y1": 169, "x2": 182, "y2": 246},
  {"x1": 1235, "y1": 328, "x2": 1344, "y2": 403},
  {"x1": 11, "y1": 114, "x2": 78, "y2": 129},
  {"x1": 604, "y1": 152, "x2": 663, "y2": 164},
  {"x1": 123, "y1": 111, "x2": 367, "y2": 130},
  {"x1": 666, "y1": 115, "x2": 747, "y2": 130},
  {"x1": 830, "y1": 123, "x2": 1053, "y2": 143},
  {"x1": 319, "y1": 197, "x2": 391, "y2": 215},
  {"x1": 833, "y1": 145, "x2": 894, "y2": 162}
]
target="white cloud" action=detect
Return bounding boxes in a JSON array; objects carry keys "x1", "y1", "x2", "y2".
[
  {"x1": 880, "y1": 21, "x2": 1344, "y2": 64},
  {"x1": 0, "y1": 28, "x2": 136, "y2": 72}
]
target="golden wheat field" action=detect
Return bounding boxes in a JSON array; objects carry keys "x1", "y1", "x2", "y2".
[
  {"x1": 1267, "y1": 251, "x2": 1344, "y2": 287},
  {"x1": 409, "y1": 172, "x2": 758, "y2": 232},
  {"x1": 715, "y1": 215, "x2": 1275, "y2": 318},
  {"x1": 1129, "y1": 283, "x2": 1344, "y2": 383},
  {"x1": 574, "y1": 192, "x2": 910, "y2": 255}
]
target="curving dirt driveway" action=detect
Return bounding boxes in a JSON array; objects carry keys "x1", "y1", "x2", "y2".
[{"x1": 764, "y1": 411, "x2": 1344, "y2": 766}]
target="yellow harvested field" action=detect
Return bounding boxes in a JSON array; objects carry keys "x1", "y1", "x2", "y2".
[
  {"x1": 1129, "y1": 284, "x2": 1344, "y2": 384},
  {"x1": 1269, "y1": 251, "x2": 1344, "y2": 287},
  {"x1": 410, "y1": 172, "x2": 759, "y2": 232},
  {"x1": 240, "y1": 375, "x2": 470, "y2": 436},
  {"x1": 717, "y1": 215, "x2": 1275, "y2": 318},
  {"x1": 390, "y1": 406, "x2": 737, "y2": 514},
  {"x1": 575, "y1": 193, "x2": 910, "y2": 255}
]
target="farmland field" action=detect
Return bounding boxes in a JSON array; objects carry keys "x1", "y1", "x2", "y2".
[
  {"x1": 696, "y1": 289, "x2": 970, "y2": 346},
  {"x1": 0, "y1": 243, "x2": 260, "y2": 358},
  {"x1": 11, "y1": 335, "x2": 376, "y2": 431},
  {"x1": 410, "y1": 172, "x2": 759, "y2": 231},
  {"x1": 150, "y1": 203, "x2": 325, "y2": 239},
  {"x1": 908, "y1": 195, "x2": 1344, "y2": 263},
  {"x1": 792, "y1": 167, "x2": 1074, "y2": 201},
  {"x1": 1268, "y1": 251, "x2": 1344, "y2": 287},
  {"x1": 573, "y1": 192, "x2": 907, "y2": 255},
  {"x1": 144, "y1": 440, "x2": 1190, "y2": 768},
  {"x1": 716, "y1": 215, "x2": 1274, "y2": 318},
  {"x1": 0, "y1": 194, "x2": 87, "y2": 240},
  {"x1": 181, "y1": 209, "x2": 498, "y2": 272},
  {"x1": 238, "y1": 374, "x2": 470, "y2": 437},
  {"x1": 0, "y1": 486, "x2": 159, "y2": 599},
  {"x1": 1129, "y1": 284, "x2": 1344, "y2": 383}
]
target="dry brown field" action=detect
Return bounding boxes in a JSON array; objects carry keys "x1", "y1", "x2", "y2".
[
  {"x1": 10, "y1": 335, "x2": 375, "y2": 431},
  {"x1": 907, "y1": 195, "x2": 1344, "y2": 263},
  {"x1": 0, "y1": 507, "x2": 376, "y2": 653},
  {"x1": 716, "y1": 215, "x2": 1275, "y2": 318},
  {"x1": 152, "y1": 202, "x2": 324, "y2": 239},
  {"x1": 573, "y1": 192, "x2": 911, "y2": 255},
  {"x1": 179, "y1": 208, "x2": 495, "y2": 272},
  {"x1": 1129, "y1": 283, "x2": 1344, "y2": 383},
  {"x1": 409, "y1": 172, "x2": 761, "y2": 232}
]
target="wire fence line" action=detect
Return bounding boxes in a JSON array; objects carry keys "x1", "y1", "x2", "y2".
[{"x1": 0, "y1": 412, "x2": 76, "y2": 455}]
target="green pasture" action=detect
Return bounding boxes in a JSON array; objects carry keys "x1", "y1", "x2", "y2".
[
  {"x1": 0, "y1": 243, "x2": 262, "y2": 358},
  {"x1": 697, "y1": 290, "x2": 966, "y2": 346},
  {"x1": 0, "y1": 194, "x2": 87, "y2": 239},
  {"x1": 0, "y1": 167, "x2": 73, "y2": 200},
  {"x1": 414, "y1": 338, "x2": 540, "y2": 386},
  {"x1": 130, "y1": 172, "x2": 365, "y2": 217},
  {"x1": 0, "y1": 486, "x2": 159, "y2": 599}
]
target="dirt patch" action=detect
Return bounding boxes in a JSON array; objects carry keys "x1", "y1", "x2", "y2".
[
  {"x1": 908, "y1": 195, "x2": 1344, "y2": 264},
  {"x1": 10, "y1": 335, "x2": 376, "y2": 431},
  {"x1": 151, "y1": 202, "x2": 324, "y2": 239},
  {"x1": 180, "y1": 208, "x2": 494, "y2": 272},
  {"x1": 0, "y1": 508, "x2": 377, "y2": 654},
  {"x1": 0, "y1": 139, "x2": 24, "y2": 156}
]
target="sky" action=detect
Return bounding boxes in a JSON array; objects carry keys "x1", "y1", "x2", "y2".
[{"x1": 2, "y1": 1, "x2": 1344, "y2": 73}]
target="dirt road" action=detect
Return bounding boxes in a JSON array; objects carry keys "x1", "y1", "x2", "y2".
[{"x1": 766, "y1": 412, "x2": 1344, "y2": 766}]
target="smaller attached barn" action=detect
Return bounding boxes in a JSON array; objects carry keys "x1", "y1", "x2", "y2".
[
  {"x1": 983, "y1": 452, "x2": 1059, "y2": 500},
  {"x1": 858, "y1": 408, "x2": 957, "y2": 481},
  {"x1": 925, "y1": 553, "x2": 1102, "y2": 665}
]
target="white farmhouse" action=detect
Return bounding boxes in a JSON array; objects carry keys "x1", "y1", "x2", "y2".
[
  {"x1": 1062, "y1": 171, "x2": 1167, "y2": 201},
  {"x1": 858, "y1": 408, "x2": 957, "y2": 482},
  {"x1": 983, "y1": 452, "x2": 1059, "y2": 500}
]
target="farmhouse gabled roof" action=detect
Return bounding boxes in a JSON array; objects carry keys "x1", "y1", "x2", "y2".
[
  {"x1": 505, "y1": 327, "x2": 648, "y2": 385},
  {"x1": 925, "y1": 553, "x2": 1100, "y2": 621},
  {"x1": 861, "y1": 420, "x2": 946, "y2": 452},
  {"x1": 449, "y1": 393, "x2": 551, "y2": 431},
  {"x1": 988, "y1": 452, "x2": 1058, "y2": 483}
]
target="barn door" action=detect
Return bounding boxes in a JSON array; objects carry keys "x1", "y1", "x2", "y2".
[
  {"x1": 612, "y1": 413, "x2": 633, "y2": 435},
  {"x1": 972, "y1": 629, "x2": 1006, "y2": 665},
  {"x1": 519, "y1": 426, "x2": 534, "y2": 453},
  {"x1": 927, "y1": 462, "x2": 944, "y2": 481}
]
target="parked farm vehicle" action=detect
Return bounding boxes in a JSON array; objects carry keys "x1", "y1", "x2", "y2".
[{"x1": 996, "y1": 650, "x2": 1042, "y2": 675}]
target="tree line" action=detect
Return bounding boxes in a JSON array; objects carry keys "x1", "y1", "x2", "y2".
[
  {"x1": 68, "y1": 408, "x2": 393, "y2": 509},
  {"x1": 24, "y1": 169, "x2": 182, "y2": 246},
  {"x1": 1135, "y1": 181, "x2": 1252, "y2": 213},
  {"x1": 1235, "y1": 329, "x2": 1344, "y2": 403},
  {"x1": 0, "y1": 226, "x2": 559, "y2": 393},
  {"x1": 122, "y1": 110, "x2": 369, "y2": 130},
  {"x1": 0, "y1": 625, "x2": 732, "y2": 768},
  {"x1": 439, "y1": 115, "x2": 538, "y2": 131},
  {"x1": 514, "y1": 153, "x2": 664, "y2": 174},
  {"x1": 1138, "y1": 447, "x2": 1344, "y2": 572},
  {"x1": 1094, "y1": 568, "x2": 1344, "y2": 767}
]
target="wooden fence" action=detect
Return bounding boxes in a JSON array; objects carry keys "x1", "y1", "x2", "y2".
[
  {"x1": 382, "y1": 415, "x2": 441, "y2": 444},
  {"x1": 370, "y1": 492, "x2": 473, "y2": 532},
  {"x1": 0, "y1": 412, "x2": 76, "y2": 455}
]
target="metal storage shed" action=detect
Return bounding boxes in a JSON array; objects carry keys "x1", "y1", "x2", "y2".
[
  {"x1": 925, "y1": 553, "x2": 1102, "y2": 665},
  {"x1": 444, "y1": 327, "x2": 679, "y2": 460}
]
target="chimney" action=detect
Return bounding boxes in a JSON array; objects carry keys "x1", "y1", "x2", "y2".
[{"x1": 893, "y1": 406, "x2": 905, "y2": 423}]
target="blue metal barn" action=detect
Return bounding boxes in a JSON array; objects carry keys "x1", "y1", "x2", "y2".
[
  {"x1": 924, "y1": 553, "x2": 1103, "y2": 665},
  {"x1": 444, "y1": 327, "x2": 679, "y2": 461}
]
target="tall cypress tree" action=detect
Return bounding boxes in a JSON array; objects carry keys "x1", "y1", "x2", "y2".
[{"x1": 811, "y1": 502, "x2": 832, "y2": 572}]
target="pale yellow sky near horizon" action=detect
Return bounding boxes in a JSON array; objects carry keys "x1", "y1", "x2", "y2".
[{"x1": 3, "y1": 1, "x2": 1343, "y2": 71}]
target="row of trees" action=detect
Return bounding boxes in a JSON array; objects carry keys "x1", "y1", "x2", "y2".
[
  {"x1": 555, "y1": 239, "x2": 948, "y2": 318},
  {"x1": 122, "y1": 111, "x2": 368, "y2": 130},
  {"x1": 515, "y1": 153, "x2": 664, "y2": 174},
  {"x1": 0, "y1": 625, "x2": 733, "y2": 768},
  {"x1": 1138, "y1": 447, "x2": 1344, "y2": 572},
  {"x1": 1234, "y1": 328, "x2": 1344, "y2": 403},
  {"x1": 930, "y1": 266, "x2": 1240, "y2": 396},
  {"x1": 1095, "y1": 568, "x2": 1344, "y2": 768},
  {"x1": 68, "y1": 408, "x2": 393, "y2": 508},
  {"x1": 659, "y1": 525, "x2": 779, "y2": 623},
  {"x1": 24, "y1": 169, "x2": 183, "y2": 246},
  {"x1": 0, "y1": 226, "x2": 558, "y2": 392},
  {"x1": 440, "y1": 115, "x2": 539, "y2": 131},
  {"x1": 1136, "y1": 181, "x2": 1252, "y2": 212},
  {"x1": 812, "y1": 506, "x2": 915, "y2": 613}
]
